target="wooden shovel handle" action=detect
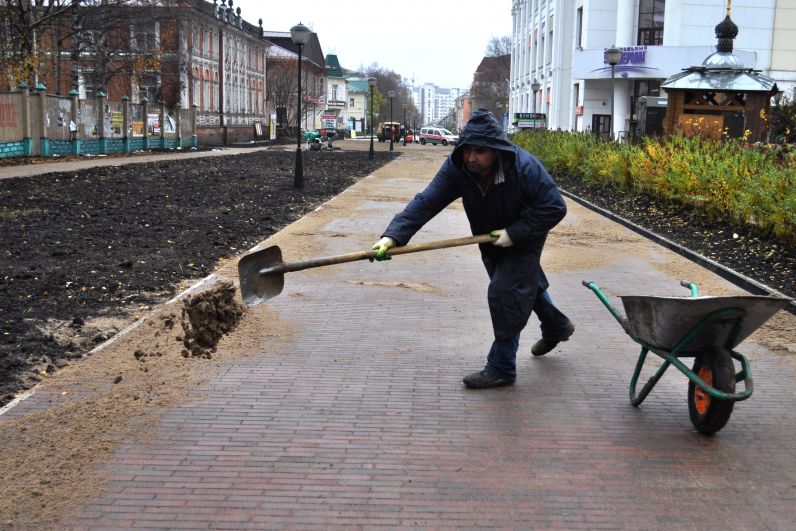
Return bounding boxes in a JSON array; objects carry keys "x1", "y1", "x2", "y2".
[{"x1": 260, "y1": 234, "x2": 496, "y2": 275}]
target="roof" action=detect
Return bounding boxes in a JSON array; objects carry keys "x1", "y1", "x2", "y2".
[
  {"x1": 326, "y1": 54, "x2": 343, "y2": 78},
  {"x1": 346, "y1": 78, "x2": 370, "y2": 93},
  {"x1": 263, "y1": 31, "x2": 326, "y2": 69},
  {"x1": 661, "y1": 66, "x2": 777, "y2": 93},
  {"x1": 191, "y1": 0, "x2": 268, "y2": 41}
]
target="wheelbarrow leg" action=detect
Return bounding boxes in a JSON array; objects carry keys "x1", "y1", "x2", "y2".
[{"x1": 629, "y1": 346, "x2": 672, "y2": 406}]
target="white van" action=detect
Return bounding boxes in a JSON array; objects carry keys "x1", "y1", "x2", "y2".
[{"x1": 419, "y1": 127, "x2": 459, "y2": 146}]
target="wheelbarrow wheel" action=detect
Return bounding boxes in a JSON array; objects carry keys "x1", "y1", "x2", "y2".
[{"x1": 688, "y1": 348, "x2": 735, "y2": 435}]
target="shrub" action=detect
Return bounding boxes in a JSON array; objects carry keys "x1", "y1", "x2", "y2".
[{"x1": 512, "y1": 130, "x2": 795, "y2": 242}]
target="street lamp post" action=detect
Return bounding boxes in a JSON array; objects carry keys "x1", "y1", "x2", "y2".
[
  {"x1": 290, "y1": 22, "x2": 311, "y2": 189},
  {"x1": 531, "y1": 78, "x2": 541, "y2": 130},
  {"x1": 388, "y1": 90, "x2": 395, "y2": 151},
  {"x1": 368, "y1": 77, "x2": 376, "y2": 160},
  {"x1": 402, "y1": 104, "x2": 407, "y2": 146},
  {"x1": 604, "y1": 45, "x2": 622, "y2": 141}
]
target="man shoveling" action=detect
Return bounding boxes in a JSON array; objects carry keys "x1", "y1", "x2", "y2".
[{"x1": 371, "y1": 109, "x2": 575, "y2": 389}]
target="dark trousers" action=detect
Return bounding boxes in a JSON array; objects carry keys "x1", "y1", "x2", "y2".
[{"x1": 485, "y1": 290, "x2": 570, "y2": 377}]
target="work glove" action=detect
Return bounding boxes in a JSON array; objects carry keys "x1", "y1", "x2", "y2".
[
  {"x1": 490, "y1": 229, "x2": 513, "y2": 248},
  {"x1": 370, "y1": 236, "x2": 395, "y2": 261}
]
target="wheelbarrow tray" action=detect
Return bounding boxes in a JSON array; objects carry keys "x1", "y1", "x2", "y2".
[{"x1": 620, "y1": 294, "x2": 790, "y2": 351}]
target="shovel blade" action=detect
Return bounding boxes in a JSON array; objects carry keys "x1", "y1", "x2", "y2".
[{"x1": 238, "y1": 245, "x2": 284, "y2": 306}]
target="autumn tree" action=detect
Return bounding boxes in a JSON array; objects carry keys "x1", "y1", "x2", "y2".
[
  {"x1": 0, "y1": 0, "x2": 185, "y2": 99},
  {"x1": 469, "y1": 36, "x2": 511, "y2": 120},
  {"x1": 769, "y1": 94, "x2": 796, "y2": 143},
  {"x1": 265, "y1": 59, "x2": 298, "y2": 134},
  {"x1": 358, "y1": 63, "x2": 416, "y2": 125},
  {"x1": 0, "y1": 0, "x2": 77, "y2": 89}
]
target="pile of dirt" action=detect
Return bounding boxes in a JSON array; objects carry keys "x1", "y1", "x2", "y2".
[{"x1": 179, "y1": 281, "x2": 245, "y2": 359}]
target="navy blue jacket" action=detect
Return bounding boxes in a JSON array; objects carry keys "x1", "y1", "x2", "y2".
[{"x1": 382, "y1": 110, "x2": 566, "y2": 338}]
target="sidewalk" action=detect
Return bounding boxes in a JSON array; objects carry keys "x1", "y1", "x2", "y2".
[
  {"x1": 0, "y1": 144, "x2": 278, "y2": 180},
  {"x1": 4, "y1": 145, "x2": 796, "y2": 528}
]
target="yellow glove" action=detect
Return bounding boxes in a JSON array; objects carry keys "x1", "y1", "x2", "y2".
[
  {"x1": 490, "y1": 229, "x2": 513, "y2": 247},
  {"x1": 370, "y1": 237, "x2": 396, "y2": 261}
]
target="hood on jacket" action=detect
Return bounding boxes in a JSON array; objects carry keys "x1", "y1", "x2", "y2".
[{"x1": 451, "y1": 108, "x2": 516, "y2": 169}]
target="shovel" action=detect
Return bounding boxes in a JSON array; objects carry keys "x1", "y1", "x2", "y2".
[{"x1": 238, "y1": 234, "x2": 496, "y2": 306}]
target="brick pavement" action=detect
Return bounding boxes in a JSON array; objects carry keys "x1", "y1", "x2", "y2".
[{"x1": 9, "y1": 144, "x2": 796, "y2": 528}]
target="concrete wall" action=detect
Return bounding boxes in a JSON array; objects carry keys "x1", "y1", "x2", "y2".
[{"x1": 0, "y1": 86, "x2": 199, "y2": 158}]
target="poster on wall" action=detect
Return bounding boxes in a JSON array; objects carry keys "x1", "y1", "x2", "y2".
[
  {"x1": 321, "y1": 112, "x2": 336, "y2": 130},
  {"x1": 164, "y1": 114, "x2": 176, "y2": 133},
  {"x1": 130, "y1": 104, "x2": 144, "y2": 137},
  {"x1": 269, "y1": 113, "x2": 277, "y2": 140},
  {"x1": 147, "y1": 113, "x2": 160, "y2": 135},
  {"x1": 111, "y1": 112, "x2": 123, "y2": 134}
]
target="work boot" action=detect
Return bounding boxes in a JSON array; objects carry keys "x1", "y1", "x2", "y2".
[
  {"x1": 531, "y1": 321, "x2": 575, "y2": 356},
  {"x1": 462, "y1": 370, "x2": 516, "y2": 389}
]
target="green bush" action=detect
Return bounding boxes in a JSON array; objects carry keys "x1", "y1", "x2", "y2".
[{"x1": 513, "y1": 130, "x2": 795, "y2": 242}]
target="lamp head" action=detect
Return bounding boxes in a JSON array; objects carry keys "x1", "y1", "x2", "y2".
[
  {"x1": 290, "y1": 23, "x2": 311, "y2": 46},
  {"x1": 531, "y1": 79, "x2": 541, "y2": 93},
  {"x1": 388, "y1": 90, "x2": 395, "y2": 98},
  {"x1": 367, "y1": 77, "x2": 377, "y2": 87},
  {"x1": 604, "y1": 46, "x2": 622, "y2": 66}
]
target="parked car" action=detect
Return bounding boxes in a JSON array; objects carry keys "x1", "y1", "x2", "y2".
[{"x1": 418, "y1": 126, "x2": 459, "y2": 146}]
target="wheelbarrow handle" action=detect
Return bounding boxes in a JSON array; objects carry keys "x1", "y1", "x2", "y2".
[
  {"x1": 582, "y1": 280, "x2": 631, "y2": 335},
  {"x1": 680, "y1": 279, "x2": 700, "y2": 297}
]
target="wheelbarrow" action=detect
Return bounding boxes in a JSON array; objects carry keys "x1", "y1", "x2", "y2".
[{"x1": 582, "y1": 279, "x2": 791, "y2": 435}]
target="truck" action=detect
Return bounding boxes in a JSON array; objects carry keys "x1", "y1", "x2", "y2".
[{"x1": 377, "y1": 122, "x2": 402, "y2": 143}]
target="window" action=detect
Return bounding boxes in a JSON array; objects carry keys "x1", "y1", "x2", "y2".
[
  {"x1": 638, "y1": 0, "x2": 665, "y2": 45},
  {"x1": 576, "y1": 7, "x2": 583, "y2": 49},
  {"x1": 349, "y1": 98, "x2": 354, "y2": 107},
  {"x1": 546, "y1": 29, "x2": 553, "y2": 64},
  {"x1": 138, "y1": 75, "x2": 158, "y2": 103},
  {"x1": 193, "y1": 67, "x2": 200, "y2": 106},
  {"x1": 134, "y1": 22, "x2": 157, "y2": 52},
  {"x1": 204, "y1": 69, "x2": 211, "y2": 111}
]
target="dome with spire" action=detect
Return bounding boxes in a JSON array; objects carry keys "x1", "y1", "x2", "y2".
[{"x1": 662, "y1": 7, "x2": 776, "y2": 93}]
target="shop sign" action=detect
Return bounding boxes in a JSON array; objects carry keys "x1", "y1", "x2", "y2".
[{"x1": 514, "y1": 112, "x2": 546, "y2": 128}]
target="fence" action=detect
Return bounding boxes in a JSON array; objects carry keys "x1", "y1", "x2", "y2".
[{"x1": 0, "y1": 83, "x2": 198, "y2": 159}]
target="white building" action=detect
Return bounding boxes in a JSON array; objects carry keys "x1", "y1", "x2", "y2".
[
  {"x1": 411, "y1": 83, "x2": 465, "y2": 127},
  {"x1": 510, "y1": 0, "x2": 796, "y2": 138}
]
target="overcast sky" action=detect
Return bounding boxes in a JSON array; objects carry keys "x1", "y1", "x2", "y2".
[{"x1": 231, "y1": 0, "x2": 512, "y2": 89}]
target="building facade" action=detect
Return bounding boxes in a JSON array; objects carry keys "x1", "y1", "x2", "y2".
[
  {"x1": 410, "y1": 83, "x2": 464, "y2": 129},
  {"x1": 510, "y1": 0, "x2": 796, "y2": 138},
  {"x1": 264, "y1": 30, "x2": 327, "y2": 134},
  {"x1": 20, "y1": 0, "x2": 273, "y2": 145},
  {"x1": 342, "y1": 78, "x2": 371, "y2": 136},
  {"x1": 323, "y1": 54, "x2": 347, "y2": 131},
  {"x1": 454, "y1": 92, "x2": 473, "y2": 132}
]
